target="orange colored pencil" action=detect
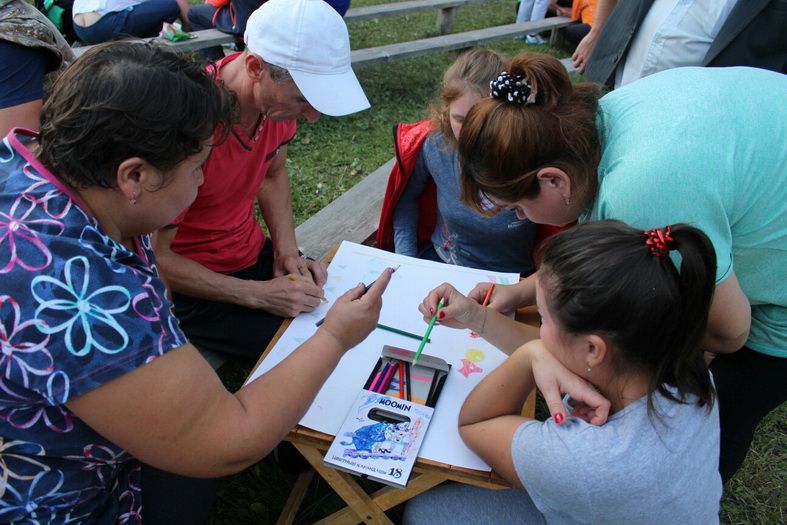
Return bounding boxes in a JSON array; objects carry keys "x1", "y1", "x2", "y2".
[{"x1": 482, "y1": 283, "x2": 496, "y2": 307}]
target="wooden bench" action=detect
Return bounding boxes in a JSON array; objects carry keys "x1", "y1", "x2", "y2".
[
  {"x1": 351, "y1": 16, "x2": 573, "y2": 68},
  {"x1": 71, "y1": 28, "x2": 236, "y2": 56},
  {"x1": 74, "y1": 0, "x2": 498, "y2": 57},
  {"x1": 73, "y1": 15, "x2": 573, "y2": 64},
  {"x1": 345, "y1": 0, "x2": 495, "y2": 34}
]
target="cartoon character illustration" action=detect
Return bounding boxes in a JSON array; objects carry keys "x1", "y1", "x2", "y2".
[
  {"x1": 341, "y1": 421, "x2": 418, "y2": 460},
  {"x1": 371, "y1": 422, "x2": 414, "y2": 457}
]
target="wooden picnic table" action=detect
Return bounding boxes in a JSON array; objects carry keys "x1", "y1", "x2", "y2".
[{"x1": 248, "y1": 244, "x2": 538, "y2": 525}]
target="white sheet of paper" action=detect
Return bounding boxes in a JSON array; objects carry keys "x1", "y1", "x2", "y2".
[{"x1": 246, "y1": 241, "x2": 520, "y2": 471}]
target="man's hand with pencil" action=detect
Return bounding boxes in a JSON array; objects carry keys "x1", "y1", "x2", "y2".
[
  {"x1": 249, "y1": 272, "x2": 327, "y2": 318},
  {"x1": 274, "y1": 253, "x2": 328, "y2": 287},
  {"x1": 320, "y1": 267, "x2": 395, "y2": 350}
]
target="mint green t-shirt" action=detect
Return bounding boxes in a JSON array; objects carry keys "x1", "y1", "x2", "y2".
[{"x1": 583, "y1": 67, "x2": 787, "y2": 358}]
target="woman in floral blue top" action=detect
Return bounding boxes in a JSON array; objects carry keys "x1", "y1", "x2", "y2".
[{"x1": 0, "y1": 42, "x2": 392, "y2": 523}]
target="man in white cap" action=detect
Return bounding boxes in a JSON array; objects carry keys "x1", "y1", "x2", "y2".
[{"x1": 154, "y1": 0, "x2": 370, "y2": 361}]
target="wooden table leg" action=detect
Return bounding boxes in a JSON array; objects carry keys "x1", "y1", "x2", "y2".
[
  {"x1": 276, "y1": 469, "x2": 315, "y2": 525},
  {"x1": 293, "y1": 443, "x2": 394, "y2": 525},
  {"x1": 318, "y1": 471, "x2": 445, "y2": 525}
]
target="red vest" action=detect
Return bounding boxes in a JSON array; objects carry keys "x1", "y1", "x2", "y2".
[
  {"x1": 376, "y1": 120, "x2": 437, "y2": 252},
  {"x1": 376, "y1": 120, "x2": 566, "y2": 266}
]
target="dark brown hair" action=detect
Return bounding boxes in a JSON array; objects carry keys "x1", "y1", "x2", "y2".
[
  {"x1": 429, "y1": 48, "x2": 509, "y2": 148},
  {"x1": 39, "y1": 42, "x2": 237, "y2": 189},
  {"x1": 458, "y1": 52, "x2": 603, "y2": 212},
  {"x1": 539, "y1": 220, "x2": 717, "y2": 413}
]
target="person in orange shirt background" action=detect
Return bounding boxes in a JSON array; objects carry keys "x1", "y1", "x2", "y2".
[{"x1": 554, "y1": 0, "x2": 595, "y2": 47}]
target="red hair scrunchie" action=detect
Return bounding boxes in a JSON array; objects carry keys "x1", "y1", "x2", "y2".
[{"x1": 644, "y1": 226, "x2": 674, "y2": 256}]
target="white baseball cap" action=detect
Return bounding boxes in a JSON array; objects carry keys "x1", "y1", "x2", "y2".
[{"x1": 244, "y1": 0, "x2": 370, "y2": 117}]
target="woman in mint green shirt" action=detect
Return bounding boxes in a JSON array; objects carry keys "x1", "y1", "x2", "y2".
[{"x1": 455, "y1": 52, "x2": 786, "y2": 483}]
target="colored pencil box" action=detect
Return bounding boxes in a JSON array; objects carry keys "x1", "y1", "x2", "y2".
[{"x1": 323, "y1": 346, "x2": 450, "y2": 488}]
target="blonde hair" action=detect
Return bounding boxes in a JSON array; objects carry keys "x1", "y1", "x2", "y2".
[{"x1": 428, "y1": 48, "x2": 510, "y2": 147}]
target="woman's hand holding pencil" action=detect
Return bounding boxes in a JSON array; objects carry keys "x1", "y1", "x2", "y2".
[
  {"x1": 319, "y1": 267, "x2": 395, "y2": 350},
  {"x1": 418, "y1": 283, "x2": 486, "y2": 332},
  {"x1": 468, "y1": 281, "x2": 526, "y2": 315}
]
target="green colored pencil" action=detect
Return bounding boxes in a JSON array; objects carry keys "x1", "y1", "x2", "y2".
[
  {"x1": 377, "y1": 323, "x2": 430, "y2": 343},
  {"x1": 413, "y1": 298, "x2": 443, "y2": 364}
]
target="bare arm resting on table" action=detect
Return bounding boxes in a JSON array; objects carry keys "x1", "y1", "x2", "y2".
[
  {"x1": 66, "y1": 269, "x2": 393, "y2": 478},
  {"x1": 153, "y1": 226, "x2": 324, "y2": 318},
  {"x1": 458, "y1": 341, "x2": 610, "y2": 487},
  {"x1": 257, "y1": 144, "x2": 327, "y2": 287},
  {"x1": 152, "y1": 146, "x2": 324, "y2": 317}
]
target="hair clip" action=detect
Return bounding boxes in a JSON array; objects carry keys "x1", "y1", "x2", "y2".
[
  {"x1": 644, "y1": 226, "x2": 674, "y2": 256},
  {"x1": 477, "y1": 190, "x2": 502, "y2": 212},
  {"x1": 489, "y1": 71, "x2": 536, "y2": 105}
]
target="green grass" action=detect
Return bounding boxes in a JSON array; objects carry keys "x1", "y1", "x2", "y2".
[{"x1": 209, "y1": 1, "x2": 786, "y2": 523}]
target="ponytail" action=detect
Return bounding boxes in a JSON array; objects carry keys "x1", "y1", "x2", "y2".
[
  {"x1": 459, "y1": 52, "x2": 603, "y2": 214},
  {"x1": 539, "y1": 221, "x2": 717, "y2": 413},
  {"x1": 650, "y1": 225, "x2": 716, "y2": 410}
]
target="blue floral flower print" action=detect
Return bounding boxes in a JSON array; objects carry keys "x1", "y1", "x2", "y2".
[
  {"x1": 0, "y1": 437, "x2": 49, "y2": 497},
  {"x1": 0, "y1": 295, "x2": 53, "y2": 388},
  {"x1": 117, "y1": 464, "x2": 141, "y2": 524},
  {"x1": 0, "y1": 138, "x2": 14, "y2": 163},
  {"x1": 0, "y1": 197, "x2": 64, "y2": 274},
  {"x1": 64, "y1": 444, "x2": 131, "y2": 488},
  {"x1": 32, "y1": 257, "x2": 132, "y2": 357},
  {"x1": 19, "y1": 163, "x2": 80, "y2": 221},
  {"x1": 0, "y1": 375, "x2": 74, "y2": 433},
  {"x1": 118, "y1": 489, "x2": 142, "y2": 524},
  {"x1": 0, "y1": 469, "x2": 81, "y2": 523},
  {"x1": 131, "y1": 275, "x2": 164, "y2": 322},
  {"x1": 79, "y1": 226, "x2": 130, "y2": 274}
]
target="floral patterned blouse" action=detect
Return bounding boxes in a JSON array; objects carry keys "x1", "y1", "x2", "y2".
[{"x1": 0, "y1": 130, "x2": 188, "y2": 523}]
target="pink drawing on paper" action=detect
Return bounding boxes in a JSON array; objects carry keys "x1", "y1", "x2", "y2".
[{"x1": 458, "y1": 349, "x2": 485, "y2": 378}]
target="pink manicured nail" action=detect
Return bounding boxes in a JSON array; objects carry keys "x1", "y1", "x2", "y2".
[
  {"x1": 554, "y1": 413, "x2": 565, "y2": 425},
  {"x1": 429, "y1": 306, "x2": 434, "y2": 314},
  {"x1": 438, "y1": 311, "x2": 445, "y2": 319}
]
